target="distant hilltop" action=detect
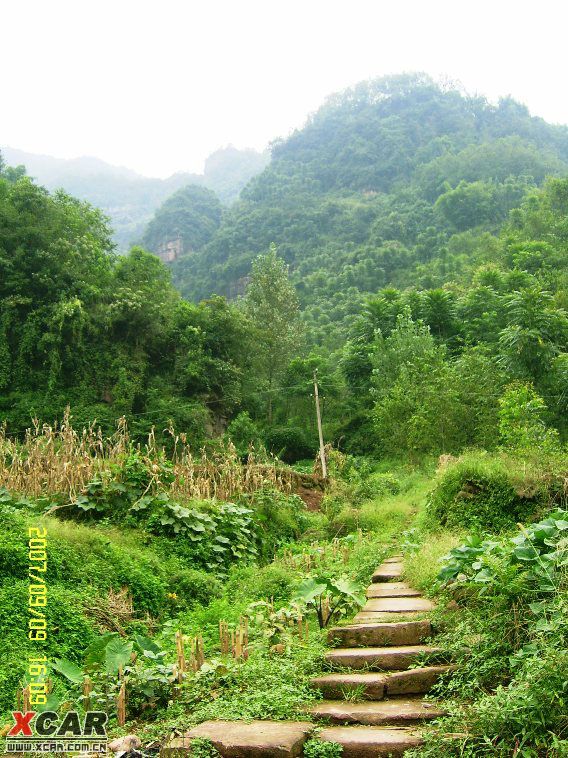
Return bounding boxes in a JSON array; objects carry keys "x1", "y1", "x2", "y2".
[{"x1": 0, "y1": 144, "x2": 269, "y2": 250}]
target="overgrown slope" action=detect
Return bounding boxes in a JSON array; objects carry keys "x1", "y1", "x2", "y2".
[{"x1": 170, "y1": 73, "x2": 568, "y2": 343}]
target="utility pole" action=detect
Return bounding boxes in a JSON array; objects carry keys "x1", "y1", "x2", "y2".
[{"x1": 313, "y1": 370, "x2": 327, "y2": 479}]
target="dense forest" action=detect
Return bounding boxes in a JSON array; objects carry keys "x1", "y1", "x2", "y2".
[
  {"x1": 1, "y1": 72, "x2": 567, "y2": 756},
  {"x1": 2, "y1": 74, "x2": 567, "y2": 459}
]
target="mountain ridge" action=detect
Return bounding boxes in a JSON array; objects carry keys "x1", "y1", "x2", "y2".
[{"x1": 1, "y1": 144, "x2": 269, "y2": 249}]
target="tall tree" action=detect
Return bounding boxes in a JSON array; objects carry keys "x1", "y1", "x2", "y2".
[{"x1": 243, "y1": 244, "x2": 302, "y2": 420}]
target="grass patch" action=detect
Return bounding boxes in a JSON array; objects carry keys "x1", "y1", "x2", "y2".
[{"x1": 403, "y1": 530, "x2": 463, "y2": 594}]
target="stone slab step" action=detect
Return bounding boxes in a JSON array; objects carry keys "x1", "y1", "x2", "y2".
[
  {"x1": 372, "y1": 564, "x2": 404, "y2": 582},
  {"x1": 312, "y1": 666, "x2": 452, "y2": 700},
  {"x1": 163, "y1": 720, "x2": 312, "y2": 756},
  {"x1": 311, "y1": 672, "x2": 388, "y2": 700},
  {"x1": 362, "y1": 597, "x2": 434, "y2": 613},
  {"x1": 325, "y1": 645, "x2": 439, "y2": 671},
  {"x1": 353, "y1": 612, "x2": 424, "y2": 624},
  {"x1": 366, "y1": 583, "x2": 421, "y2": 598},
  {"x1": 328, "y1": 620, "x2": 431, "y2": 648},
  {"x1": 385, "y1": 665, "x2": 455, "y2": 696},
  {"x1": 316, "y1": 726, "x2": 422, "y2": 756},
  {"x1": 382, "y1": 556, "x2": 403, "y2": 564},
  {"x1": 309, "y1": 697, "x2": 445, "y2": 725}
]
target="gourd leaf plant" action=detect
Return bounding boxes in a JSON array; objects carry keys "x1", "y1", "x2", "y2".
[
  {"x1": 438, "y1": 510, "x2": 568, "y2": 594},
  {"x1": 51, "y1": 632, "x2": 176, "y2": 714},
  {"x1": 293, "y1": 576, "x2": 365, "y2": 628}
]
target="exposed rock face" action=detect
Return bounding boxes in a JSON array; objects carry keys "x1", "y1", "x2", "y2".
[{"x1": 155, "y1": 236, "x2": 184, "y2": 263}]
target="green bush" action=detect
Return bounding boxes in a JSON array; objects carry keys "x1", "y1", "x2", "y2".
[
  {"x1": 226, "y1": 564, "x2": 297, "y2": 604},
  {"x1": 413, "y1": 508, "x2": 568, "y2": 756},
  {"x1": 0, "y1": 508, "x2": 228, "y2": 619},
  {"x1": 226, "y1": 412, "x2": 264, "y2": 457},
  {"x1": 0, "y1": 511, "x2": 28, "y2": 580},
  {"x1": 426, "y1": 454, "x2": 546, "y2": 531},
  {"x1": 168, "y1": 569, "x2": 223, "y2": 608},
  {"x1": 0, "y1": 580, "x2": 97, "y2": 712},
  {"x1": 243, "y1": 489, "x2": 310, "y2": 562},
  {"x1": 189, "y1": 738, "x2": 221, "y2": 757},
  {"x1": 264, "y1": 426, "x2": 316, "y2": 463}
]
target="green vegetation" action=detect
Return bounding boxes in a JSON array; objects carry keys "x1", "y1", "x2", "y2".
[
  {"x1": 170, "y1": 74, "x2": 568, "y2": 346},
  {"x1": 1, "y1": 144, "x2": 269, "y2": 249},
  {"x1": 303, "y1": 739, "x2": 344, "y2": 757},
  {"x1": 1, "y1": 71, "x2": 568, "y2": 753},
  {"x1": 142, "y1": 185, "x2": 222, "y2": 256},
  {"x1": 0, "y1": 442, "x2": 407, "y2": 728}
]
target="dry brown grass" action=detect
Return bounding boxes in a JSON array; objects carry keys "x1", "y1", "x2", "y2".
[{"x1": 0, "y1": 410, "x2": 295, "y2": 501}]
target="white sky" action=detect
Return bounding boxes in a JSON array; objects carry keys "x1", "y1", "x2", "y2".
[{"x1": 2, "y1": 0, "x2": 567, "y2": 178}]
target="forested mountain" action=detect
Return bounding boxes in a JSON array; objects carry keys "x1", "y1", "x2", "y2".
[
  {"x1": 169, "y1": 74, "x2": 568, "y2": 345},
  {"x1": 141, "y1": 185, "x2": 223, "y2": 262},
  {"x1": 0, "y1": 144, "x2": 268, "y2": 249}
]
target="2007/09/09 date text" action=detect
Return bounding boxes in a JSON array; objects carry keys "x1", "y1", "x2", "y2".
[{"x1": 28, "y1": 527, "x2": 48, "y2": 705}]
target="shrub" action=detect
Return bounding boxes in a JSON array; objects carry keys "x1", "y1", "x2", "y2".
[
  {"x1": 183, "y1": 634, "x2": 326, "y2": 722},
  {"x1": 412, "y1": 509, "x2": 568, "y2": 756},
  {"x1": 245, "y1": 489, "x2": 309, "y2": 561},
  {"x1": 226, "y1": 412, "x2": 264, "y2": 458},
  {"x1": 426, "y1": 454, "x2": 547, "y2": 531},
  {"x1": 168, "y1": 569, "x2": 223, "y2": 608},
  {"x1": 0, "y1": 510, "x2": 28, "y2": 580},
  {"x1": 0, "y1": 580, "x2": 97, "y2": 712},
  {"x1": 499, "y1": 382, "x2": 561, "y2": 453},
  {"x1": 264, "y1": 426, "x2": 316, "y2": 463},
  {"x1": 354, "y1": 472, "x2": 401, "y2": 501},
  {"x1": 226, "y1": 564, "x2": 297, "y2": 604},
  {"x1": 189, "y1": 738, "x2": 220, "y2": 757}
]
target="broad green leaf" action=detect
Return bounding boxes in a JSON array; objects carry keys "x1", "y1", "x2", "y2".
[
  {"x1": 104, "y1": 638, "x2": 133, "y2": 674},
  {"x1": 134, "y1": 633, "x2": 162, "y2": 656},
  {"x1": 84, "y1": 633, "x2": 119, "y2": 668},
  {"x1": 331, "y1": 577, "x2": 365, "y2": 605},
  {"x1": 294, "y1": 577, "x2": 328, "y2": 603},
  {"x1": 514, "y1": 545, "x2": 538, "y2": 561},
  {"x1": 51, "y1": 658, "x2": 83, "y2": 684}
]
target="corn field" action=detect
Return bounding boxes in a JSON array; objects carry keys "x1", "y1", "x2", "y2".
[{"x1": 0, "y1": 411, "x2": 295, "y2": 501}]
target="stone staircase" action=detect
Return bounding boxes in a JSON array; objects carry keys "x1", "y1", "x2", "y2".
[
  {"x1": 164, "y1": 555, "x2": 448, "y2": 756},
  {"x1": 306, "y1": 554, "x2": 450, "y2": 755}
]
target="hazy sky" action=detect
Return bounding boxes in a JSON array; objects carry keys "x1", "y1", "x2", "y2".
[{"x1": 2, "y1": 0, "x2": 567, "y2": 178}]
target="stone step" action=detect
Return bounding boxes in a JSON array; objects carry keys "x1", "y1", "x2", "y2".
[
  {"x1": 353, "y1": 611, "x2": 424, "y2": 624},
  {"x1": 366, "y1": 583, "x2": 421, "y2": 598},
  {"x1": 372, "y1": 564, "x2": 404, "y2": 582},
  {"x1": 311, "y1": 666, "x2": 452, "y2": 700},
  {"x1": 316, "y1": 726, "x2": 422, "y2": 756},
  {"x1": 385, "y1": 665, "x2": 455, "y2": 696},
  {"x1": 325, "y1": 645, "x2": 439, "y2": 671},
  {"x1": 309, "y1": 697, "x2": 445, "y2": 725},
  {"x1": 311, "y1": 672, "x2": 388, "y2": 700},
  {"x1": 362, "y1": 597, "x2": 434, "y2": 613},
  {"x1": 163, "y1": 720, "x2": 312, "y2": 756},
  {"x1": 328, "y1": 620, "x2": 432, "y2": 648},
  {"x1": 382, "y1": 555, "x2": 403, "y2": 564}
]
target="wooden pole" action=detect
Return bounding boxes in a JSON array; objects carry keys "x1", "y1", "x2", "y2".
[{"x1": 313, "y1": 370, "x2": 327, "y2": 479}]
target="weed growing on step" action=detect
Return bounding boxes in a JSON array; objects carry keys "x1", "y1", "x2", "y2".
[
  {"x1": 303, "y1": 739, "x2": 344, "y2": 757},
  {"x1": 186, "y1": 737, "x2": 220, "y2": 757},
  {"x1": 339, "y1": 684, "x2": 366, "y2": 703}
]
